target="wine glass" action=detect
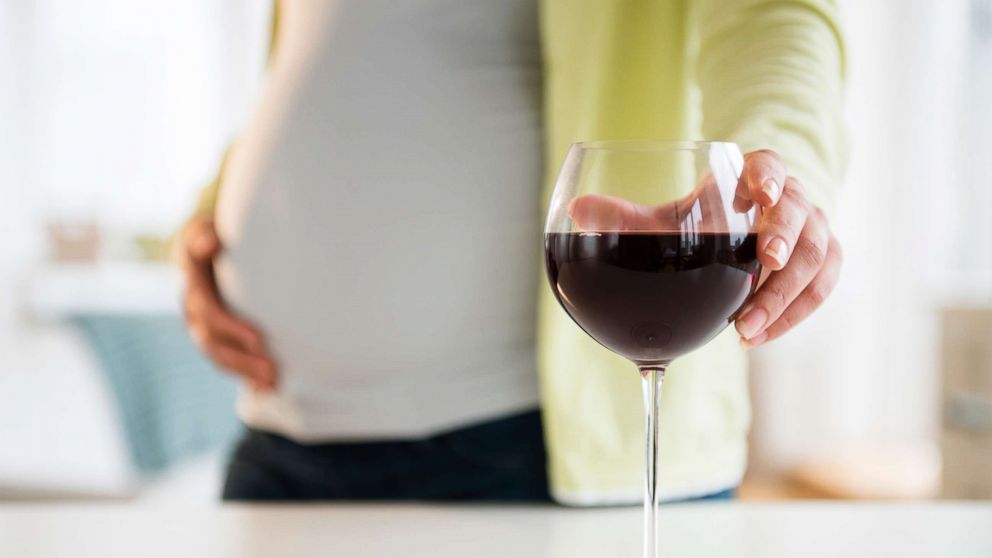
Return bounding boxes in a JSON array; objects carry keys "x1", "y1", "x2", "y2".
[{"x1": 543, "y1": 141, "x2": 761, "y2": 558}]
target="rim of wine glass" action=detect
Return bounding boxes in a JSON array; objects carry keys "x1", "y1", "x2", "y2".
[{"x1": 573, "y1": 140, "x2": 736, "y2": 151}]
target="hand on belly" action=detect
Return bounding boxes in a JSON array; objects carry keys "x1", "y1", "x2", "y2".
[{"x1": 178, "y1": 215, "x2": 278, "y2": 391}]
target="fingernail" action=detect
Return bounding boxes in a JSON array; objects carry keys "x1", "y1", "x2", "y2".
[
  {"x1": 735, "y1": 307, "x2": 768, "y2": 339},
  {"x1": 765, "y1": 237, "x2": 788, "y2": 268},
  {"x1": 761, "y1": 178, "x2": 779, "y2": 202},
  {"x1": 741, "y1": 331, "x2": 769, "y2": 349}
]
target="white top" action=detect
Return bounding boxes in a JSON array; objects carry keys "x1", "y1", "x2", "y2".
[
  {"x1": 214, "y1": 0, "x2": 543, "y2": 440},
  {"x1": 3, "y1": 503, "x2": 991, "y2": 557}
]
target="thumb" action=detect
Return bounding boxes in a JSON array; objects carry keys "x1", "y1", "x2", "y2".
[
  {"x1": 186, "y1": 218, "x2": 221, "y2": 261},
  {"x1": 568, "y1": 194, "x2": 668, "y2": 232}
]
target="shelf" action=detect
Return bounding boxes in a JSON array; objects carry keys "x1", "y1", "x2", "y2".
[{"x1": 21, "y1": 262, "x2": 183, "y2": 319}]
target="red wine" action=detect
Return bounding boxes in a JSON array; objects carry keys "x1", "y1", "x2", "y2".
[{"x1": 545, "y1": 231, "x2": 760, "y2": 367}]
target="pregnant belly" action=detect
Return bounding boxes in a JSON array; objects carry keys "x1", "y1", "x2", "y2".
[{"x1": 214, "y1": 191, "x2": 538, "y2": 392}]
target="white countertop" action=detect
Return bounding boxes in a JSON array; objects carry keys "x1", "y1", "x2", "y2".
[{"x1": 1, "y1": 502, "x2": 990, "y2": 557}]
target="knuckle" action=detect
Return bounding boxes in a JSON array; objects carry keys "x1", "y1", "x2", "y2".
[
  {"x1": 781, "y1": 182, "x2": 809, "y2": 208},
  {"x1": 785, "y1": 174, "x2": 805, "y2": 189},
  {"x1": 805, "y1": 281, "x2": 831, "y2": 308},
  {"x1": 764, "y1": 209, "x2": 800, "y2": 232},
  {"x1": 760, "y1": 282, "x2": 790, "y2": 314},
  {"x1": 796, "y1": 231, "x2": 829, "y2": 269}
]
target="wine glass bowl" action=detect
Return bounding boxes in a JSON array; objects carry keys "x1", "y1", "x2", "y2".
[{"x1": 544, "y1": 141, "x2": 761, "y2": 369}]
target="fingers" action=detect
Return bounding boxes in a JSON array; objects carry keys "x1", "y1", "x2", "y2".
[
  {"x1": 185, "y1": 287, "x2": 265, "y2": 354},
  {"x1": 179, "y1": 218, "x2": 221, "y2": 301},
  {"x1": 193, "y1": 326, "x2": 277, "y2": 391},
  {"x1": 736, "y1": 208, "x2": 833, "y2": 343},
  {"x1": 181, "y1": 219, "x2": 257, "y2": 349},
  {"x1": 568, "y1": 194, "x2": 672, "y2": 232},
  {"x1": 756, "y1": 177, "x2": 809, "y2": 270},
  {"x1": 729, "y1": 149, "x2": 840, "y2": 347},
  {"x1": 568, "y1": 190, "x2": 714, "y2": 232},
  {"x1": 744, "y1": 234, "x2": 842, "y2": 348},
  {"x1": 185, "y1": 287, "x2": 277, "y2": 389},
  {"x1": 741, "y1": 149, "x2": 788, "y2": 207},
  {"x1": 182, "y1": 217, "x2": 221, "y2": 262},
  {"x1": 180, "y1": 217, "x2": 277, "y2": 391}
]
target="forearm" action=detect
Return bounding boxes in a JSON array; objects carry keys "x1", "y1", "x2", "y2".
[{"x1": 693, "y1": 0, "x2": 847, "y2": 211}]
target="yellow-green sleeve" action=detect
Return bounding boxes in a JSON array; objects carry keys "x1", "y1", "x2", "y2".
[
  {"x1": 186, "y1": 1, "x2": 280, "y2": 220},
  {"x1": 692, "y1": 0, "x2": 848, "y2": 212}
]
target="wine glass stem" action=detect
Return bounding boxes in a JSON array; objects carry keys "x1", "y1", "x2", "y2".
[{"x1": 640, "y1": 365, "x2": 666, "y2": 558}]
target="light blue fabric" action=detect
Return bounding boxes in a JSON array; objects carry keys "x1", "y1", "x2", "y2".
[{"x1": 70, "y1": 314, "x2": 240, "y2": 473}]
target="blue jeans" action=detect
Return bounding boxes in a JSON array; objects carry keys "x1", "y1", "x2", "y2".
[{"x1": 222, "y1": 409, "x2": 737, "y2": 503}]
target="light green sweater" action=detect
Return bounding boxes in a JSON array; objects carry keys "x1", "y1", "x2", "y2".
[{"x1": 194, "y1": 0, "x2": 846, "y2": 504}]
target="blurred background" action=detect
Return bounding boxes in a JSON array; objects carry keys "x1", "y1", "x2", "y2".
[{"x1": 1, "y1": 0, "x2": 990, "y2": 503}]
